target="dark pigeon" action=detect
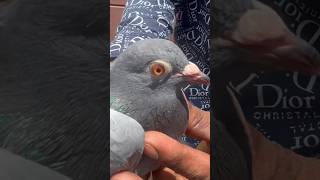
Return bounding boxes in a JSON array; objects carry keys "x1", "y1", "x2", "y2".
[
  {"x1": 0, "y1": 0, "x2": 107, "y2": 180},
  {"x1": 110, "y1": 39, "x2": 209, "y2": 176}
]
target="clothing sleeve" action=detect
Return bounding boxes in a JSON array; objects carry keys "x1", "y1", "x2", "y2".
[{"x1": 110, "y1": 0, "x2": 176, "y2": 60}]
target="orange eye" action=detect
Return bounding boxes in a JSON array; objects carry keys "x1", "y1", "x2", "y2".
[{"x1": 150, "y1": 63, "x2": 166, "y2": 76}]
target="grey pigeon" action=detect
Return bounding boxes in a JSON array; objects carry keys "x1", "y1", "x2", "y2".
[
  {"x1": 110, "y1": 109, "x2": 144, "y2": 176},
  {"x1": 0, "y1": 0, "x2": 107, "y2": 179},
  {"x1": 0, "y1": 148, "x2": 71, "y2": 180},
  {"x1": 110, "y1": 39, "x2": 209, "y2": 176}
]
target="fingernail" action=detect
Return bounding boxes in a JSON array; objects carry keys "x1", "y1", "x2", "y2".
[{"x1": 144, "y1": 143, "x2": 159, "y2": 160}]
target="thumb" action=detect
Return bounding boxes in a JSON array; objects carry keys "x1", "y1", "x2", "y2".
[
  {"x1": 144, "y1": 131, "x2": 210, "y2": 179},
  {"x1": 186, "y1": 100, "x2": 210, "y2": 143}
]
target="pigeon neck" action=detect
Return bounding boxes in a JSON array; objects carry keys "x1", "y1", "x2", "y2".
[{"x1": 110, "y1": 96, "x2": 133, "y2": 118}]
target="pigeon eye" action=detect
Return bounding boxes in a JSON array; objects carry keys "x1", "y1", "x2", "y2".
[
  {"x1": 150, "y1": 60, "x2": 172, "y2": 77},
  {"x1": 151, "y1": 63, "x2": 165, "y2": 76}
]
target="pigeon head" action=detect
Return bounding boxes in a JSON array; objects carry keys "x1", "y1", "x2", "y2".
[
  {"x1": 110, "y1": 38, "x2": 210, "y2": 139},
  {"x1": 111, "y1": 39, "x2": 209, "y2": 90},
  {"x1": 213, "y1": 0, "x2": 253, "y2": 36},
  {"x1": 213, "y1": 0, "x2": 320, "y2": 74}
]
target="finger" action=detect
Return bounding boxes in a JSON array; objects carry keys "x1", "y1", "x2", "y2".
[
  {"x1": 186, "y1": 100, "x2": 210, "y2": 143},
  {"x1": 111, "y1": 171, "x2": 142, "y2": 180},
  {"x1": 153, "y1": 167, "x2": 188, "y2": 180},
  {"x1": 144, "y1": 131, "x2": 210, "y2": 179}
]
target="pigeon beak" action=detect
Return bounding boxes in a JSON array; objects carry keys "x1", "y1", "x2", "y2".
[
  {"x1": 215, "y1": 3, "x2": 320, "y2": 75},
  {"x1": 218, "y1": 34, "x2": 320, "y2": 75},
  {"x1": 265, "y1": 36, "x2": 320, "y2": 74},
  {"x1": 178, "y1": 62, "x2": 210, "y2": 85}
]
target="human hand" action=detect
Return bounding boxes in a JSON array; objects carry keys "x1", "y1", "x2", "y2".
[
  {"x1": 143, "y1": 129, "x2": 210, "y2": 180},
  {"x1": 111, "y1": 101, "x2": 210, "y2": 180}
]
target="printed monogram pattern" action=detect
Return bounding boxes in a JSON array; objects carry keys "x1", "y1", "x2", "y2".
[{"x1": 234, "y1": 0, "x2": 320, "y2": 157}]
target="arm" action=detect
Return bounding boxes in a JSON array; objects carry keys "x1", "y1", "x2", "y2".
[{"x1": 110, "y1": 0, "x2": 176, "y2": 60}]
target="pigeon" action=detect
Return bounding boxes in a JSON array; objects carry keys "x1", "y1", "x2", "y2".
[
  {"x1": 110, "y1": 38, "x2": 210, "y2": 176},
  {"x1": 110, "y1": 109, "x2": 144, "y2": 176},
  {"x1": 212, "y1": 0, "x2": 320, "y2": 180},
  {"x1": 0, "y1": 148, "x2": 71, "y2": 180},
  {"x1": 0, "y1": 0, "x2": 107, "y2": 179}
]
